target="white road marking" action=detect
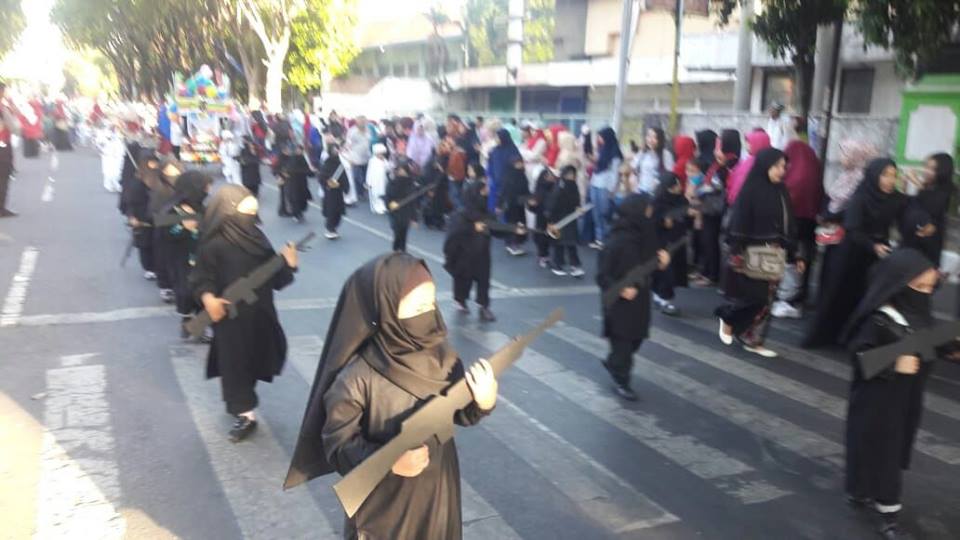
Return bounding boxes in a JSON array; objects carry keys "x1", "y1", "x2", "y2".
[
  {"x1": 284, "y1": 335, "x2": 523, "y2": 539},
  {"x1": 60, "y1": 353, "x2": 99, "y2": 367},
  {"x1": 545, "y1": 323, "x2": 845, "y2": 465},
  {"x1": 459, "y1": 327, "x2": 790, "y2": 505},
  {"x1": 1, "y1": 246, "x2": 39, "y2": 327},
  {"x1": 41, "y1": 182, "x2": 54, "y2": 202},
  {"x1": 35, "y1": 361, "x2": 125, "y2": 539},
  {"x1": 169, "y1": 344, "x2": 338, "y2": 539},
  {"x1": 4, "y1": 285, "x2": 597, "y2": 329},
  {"x1": 647, "y1": 327, "x2": 960, "y2": 465}
]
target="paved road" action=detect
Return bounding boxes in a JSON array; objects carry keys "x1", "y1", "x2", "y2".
[{"x1": 2, "y1": 148, "x2": 959, "y2": 540}]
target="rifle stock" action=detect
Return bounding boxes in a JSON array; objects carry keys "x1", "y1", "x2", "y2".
[
  {"x1": 601, "y1": 237, "x2": 687, "y2": 310},
  {"x1": 856, "y1": 321, "x2": 960, "y2": 380},
  {"x1": 331, "y1": 308, "x2": 564, "y2": 517}
]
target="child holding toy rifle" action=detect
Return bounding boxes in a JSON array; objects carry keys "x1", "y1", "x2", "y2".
[
  {"x1": 527, "y1": 167, "x2": 558, "y2": 268},
  {"x1": 546, "y1": 165, "x2": 584, "y2": 277},
  {"x1": 385, "y1": 158, "x2": 419, "y2": 252},
  {"x1": 596, "y1": 193, "x2": 670, "y2": 401}
]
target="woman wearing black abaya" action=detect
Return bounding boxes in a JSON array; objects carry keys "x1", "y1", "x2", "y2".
[
  {"x1": 597, "y1": 194, "x2": 670, "y2": 401},
  {"x1": 190, "y1": 184, "x2": 298, "y2": 441},
  {"x1": 284, "y1": 253, "x2": 498, "y2": 539},
  {"x1": 840, "y1": 248, "x2": 949, "y2": 539},
  {"x1": 716, "y1": 148, "x2": 800, "y2": 358},
  {"x1": 904, "y1": 153, "x2": 955, "y2": 264},
  {"x1": 238, "y1": 136, "x2": 262, "y2": 197},
  {"x1": 804, "y1": 158, "x2": 908, "y2": 349},
  {"x1": 319, "y1": 144, "x2": 350, "y2": 239}
]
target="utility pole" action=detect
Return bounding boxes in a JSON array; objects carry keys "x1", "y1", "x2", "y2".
[
  {"x1": 507, "y1": 0, "x2": 524, "y2": 122},
  {"x1": 668, "y1": 0, "x2": 684, "y2": 135},
  {"x1": 817, "y1": 20, "x2": 843, "y2": 161},
  {"x1": 612, "y1": 0, "x2": 634, "y2": 134},
  {"x1": 732, "y1": 0, "x2": 753, "y2": 111}
]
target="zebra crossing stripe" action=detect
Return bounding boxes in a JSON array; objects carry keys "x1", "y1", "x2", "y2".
[
  {"x1": 169, "y1": 345, "x2": 338, "y2": 540},
  {"x1": 646, "y1": 327, "x2": 960, "y2": 465},
  {"x1": 545, "y1": 323, "x2": 845, "y2": 465},
  {"x1": 284, "y1": 336, "x2": 523, "y2": 540},
  {"x1": 458, "y1": 327, "x2": 791, "y2": 505}
]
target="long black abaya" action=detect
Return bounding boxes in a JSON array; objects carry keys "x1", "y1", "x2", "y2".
[
  {"x1": 319, "y1": 153, "x2": 349, "y2": 232},
  {"x1": 652, "y1": 174, "x2": 689, "y2": 299},
  {"x1": 190, "y1": 185, "x2": 295, "y2": 414},
  {"x1": 804, "y1": 158, "x2": 907, "y2": 348},
  {"x1": 285, "y1": 253, "x2": 489, "y2": 539},
  {"x1": 280, "y1": 153, "x2": 313, "y2": 219},
  {"x1": 238, "y1": 141, "x2": 262, "y2": 196},
  {"x1": 159, "y1": 171, "x2": 212, "y2": 316}
]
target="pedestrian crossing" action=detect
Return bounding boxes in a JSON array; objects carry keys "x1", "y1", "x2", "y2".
[{"x1": 29, "y1": 315, "x2": 960, "y2": 539}]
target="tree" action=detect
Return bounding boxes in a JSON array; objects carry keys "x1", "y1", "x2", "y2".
[
  {"x1": 713, "y1": 0, "x2": 848, "y2": 115},
  {"x1": 464, "y1": 0, "x2": 556, "y2": 67},
  {"x1": 285, "y1": 0, "x2": 359, "y2": 96},
  {"x1": 0, "y1": 0, "x2": 25, "y2": 57},
  {"x1": 853, "y1": 0, "x2": 960, "y2": 78},
  {"x1": 425, "y1": 6, "x2": 452, "y2": 93}
]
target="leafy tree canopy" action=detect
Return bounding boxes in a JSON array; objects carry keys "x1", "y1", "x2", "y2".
[
  {"x1": 0, "y1": 0, "x2": 25, "y2": 57},
  {"x1": 465, "y1": 0, "x2": 555, "y2": 67},
  {"x1": 853, "y1": 0, "x2": 960, "y2": 77}
]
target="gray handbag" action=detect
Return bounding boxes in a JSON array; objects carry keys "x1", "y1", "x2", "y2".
[{"x1": 740, "y1": 195, "x2": 788, "y2": 281}]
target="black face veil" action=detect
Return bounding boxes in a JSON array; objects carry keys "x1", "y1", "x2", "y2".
[{"x1": 284, "y1": 253, "x2": 458, "y2": 489}]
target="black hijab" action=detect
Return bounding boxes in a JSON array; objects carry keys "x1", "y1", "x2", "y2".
[
  {"x1": 610, "y1": 193, "x2": 658, "y2": 256},
  {"x1": 696, "y1": 129, "x2": 718, "y2": 163},
  {"x1": 172, "y1": 170, "x2": 212, "y2": 210},
  {"x1": 200, "y1": 184, "x2": 273, "y2": 257},
  {"x1": 839, "y1": 248, "x2": 935, "y2": 344},
  {"x1": 846, "y1": 157, "x2": 906, "y2": 228},
  {"x1": 917, "y1": 153, "x2": 955, "y2": 224},
  {"x1": 462, "y1": 179, "x2": 489, "y2": 222},
  {"x1": 284, "y1": 253, "x2": 459, "y2": 488},
  {"x1": 727, "y1": 147, "x2": 794, "y2": 241},
  {"x1": 720, "y1": 129, "x2": 742, "y2": 157}
]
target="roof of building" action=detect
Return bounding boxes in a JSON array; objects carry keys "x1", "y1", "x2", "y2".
[{"x1": 356, "y1": 14, "x2": 464, "y2": 49}]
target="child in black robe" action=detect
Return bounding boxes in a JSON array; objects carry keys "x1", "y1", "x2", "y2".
[
  {"x1": 651, "y1": 172, "x2": 689, "y2": 316},
  {"x1": 839, "y1": 248, "x2": 954, "y2": 539},
  {"x1": 597, "y1": 194, "x2": 669, "y2": 401},
  {"x1": 443, "y1": 180, "x2": 520, "y2": 322},
  {"x1": 497, "y1": 156, "x2": 529, "y2": 256},
  {"x1": 278, "y1": 144, "x2": 313, "y2": 223},
  {"x1": 421, "y1": 152, "x2": 448, "y2": 230},
  {"x1": 121, "y1": 149, "x2": 160, "y2": 281},
  {"x1": 528, "y1": 167, "x2": 557, "y2": 267},
  {"x1": 546, "y1": 165, "x2": 584, "y2": 277},
  {"x1": 284, "y1": 253, "x2": 497, "y2": 539},
  {"x1": 149, "y1": 159, "x2": 184, "y2": 303},
  {"x1": 385, "y1": 158, "x2": 419, "y2": 252},
  {"x1": 238, "y1": 136, "x2": 262, "y2": 197},
  {"x1": 319, "y1": 144, "x2": 350, "y2": 239},
  {"x1": 190, "y1": 185, "x2": 298, "y2": 441}
]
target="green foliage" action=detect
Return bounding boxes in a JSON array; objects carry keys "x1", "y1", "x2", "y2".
[
  {"x1": 0, "y1": 0, "x2": 25, "y2": 57},
  {"x1": 465, "y1": 0, "x2": 555, "y2": 67},
  {"x1": 286, "y1": 0, "x2": 360, "y2": 93},
  {"x1": 853, "y1": 0, "x2": 960, "y2": 78},
  {"x1": 62, "y1": 48, "x2": 119, "y2": 97}
]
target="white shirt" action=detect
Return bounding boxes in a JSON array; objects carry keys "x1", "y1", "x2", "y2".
[
  {"x1": 766, "y1": 115, "x2": 795, "y2": 150},
  {"x1": 344, "y1": 126, "x2": 371, "y2": 165},
  {"x1": 170, "y1": 121, "x2": 183, "y2": 146},
  {"x1": 635, "y1": 150, "x2": 674, "y2": 194}
]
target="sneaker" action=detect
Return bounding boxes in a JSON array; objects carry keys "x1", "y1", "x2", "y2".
[
  {"x1": 538, "y1": 257, "x2": 550, "y2": 268},
  {"x1": 454, "y1": 300, "x2": 470, "y2": 314},
  {"x1": 160, "y1": 289, "x2": 175, "y2": 303},
  {"x1": 505, "y1": 246, "x2": 526, "y2": 256},
  {"x1": 479, "y1": 307, "x2": 496, "y2": 322},
  {"x1": 771, "y1": 300, "x2": 802, "y2": 319},
  {"x1": 551, "y1": 266, "x2": 568, "y2": 276},
  {"x1": 0, "y1": 208, "x2": 18, "y2": 218},
  {"x1": 588, "y1": 241, "x2": 604, "y2": 250},
  {"x1": 143, "y1": 271, "x2": 157, "y2": 281},
  {"x1": 652, "y1": 293, "x2": 666, "y2": 308},
  {"x1": 661, "y1": 303, "x2": 680, "y2": 316},
  {"x1": 568, "y1": 266, "x2": 585, "y2": 278},
  {"x1": 228, "y1": 415, "x2": 257, "y2": 443},
  {"x1": 743, "y1": 345, "x2": 778, "y2": 358},
  {"x1": 612, "y1": 384, "x2": 639, "y2": 402},
  {"x1": 324, "y1": 231, "x2": 340, "y2": 240},
  {"x1": 691, "y1": 275, "x2": 713, "y2": 287},
  {"x1": 718, "y1": 318, "x2": 733, "y2": 345},
  {"x1": 876, "y1": 509, "x2": 900, "y2": 540}
]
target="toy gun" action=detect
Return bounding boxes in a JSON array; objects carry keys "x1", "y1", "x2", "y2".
[
  {"x1": 857, "y1": 320, "x2": 960, "y2": 380},
  {"x1": 545, "y1": 204, "x2": 594, "y2": 239},
  {"x1": 387, "y1": 181, "x2": 439, "y2": 214},
  {"x1": 601, "y1": 237, "x2": 687, "y2": 310},
  {"x1": 332, "y1": 308, "x2": 564, "y2": 517}
]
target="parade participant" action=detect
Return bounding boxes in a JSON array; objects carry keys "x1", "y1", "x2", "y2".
[
  {"x1": 150, "y1": 159, "x2": 185, "y2": 303},
  {"x1": 96, "y1": 124, "x2": 125, "y2": 193},
  {"x1": 169, "y1": 112, "x2": 183, "y2": 160},
  {"x1": 0, "y1": 82, "x2": 20, "y2": 217},
  {"x1": 498, "y1": 155, "x2": 530, "y2": 256},
  {"x1": 17, "y1": 99, "x2": 43, "y2": 158},
  {"x1": 190, "y1": 184, "x2": 298, "y2": 442},
  {"x1": 588, "y1": 127, "x2": 623, "y2": 249},
  {"x1": 385, "y1": 158, "x2": 418, "y2": 252},
  {"x1": 597, "y1": 193, "x2": 670, "y2": 401},
  {"x1": 444, "y1": 180, "x2": 519, "y2": 322},
  {"x1": 487, "y1": 128, "x2": 522, "y2": 214},
  {"x1": 366, "y1": 143, "x2": 389, "y2": 215},
  {"x1": 804, "y1": 158, "x2": 909, "y2": 349},
  {"x1": 319, "y1": 143, "x2": 350, "y2": 239},
  {"x1": 122, "y1": 150, "x2": 162, "y2": 281},
  {"x1": 634, "y1": 127, "x2": 673, "y2": 195},
  {"x1": 285, "y1": 252, "x2": 497, "y2": 539},
  {"x1": 50, "y1": 99, "x2": 73, "y2": 151},
  {"x1": 528, "y1": 167, "x2": 558, "y2": 267},
  {"x1": 839, "y1": 248, "x2": 948, "y2": 539},
  {"x1": 219, "y1": 131, "x2": 241, "y2": 185},
  {"x1": 546, "y1": 165, "x2": 584, "y2": 277},
  {"x1": 278, "y1": 143, "x2": 313, "y2": 223},
  {"x1": 238, "y1": 136, "x2": 262, "y2": 197},
  {"x1": 117, "y1": 121, "x2": 144, "y2": 215},
  {"x1": 158, "y1": 170, "x2": 213, "y2": 338},
  {"x1": 651, "y1": 173, "x2": 688, "y2": 315},
  {"x1": 717, "y1": 148, "x2": 801, "y2": 358},
  {"x1": 421, "y1": 151, "x2": 449, "y2": 230}
]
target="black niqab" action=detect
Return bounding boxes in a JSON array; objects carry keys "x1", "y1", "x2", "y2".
[
  {"x1": 172, "y1": 170, "x2": 212, "y2": 210},
  {"x1": 200, "y1": 184, "x2": 273, "y2": 257},
  {"x1": 610, "y1": 193, "x2": 657, "y2": 255},
  {"x1": 727, "y1": 147, "x2": 794, "y2": 241},
  {"x1": 840, "y1": 248, "x2": 935, "y2": 344}
]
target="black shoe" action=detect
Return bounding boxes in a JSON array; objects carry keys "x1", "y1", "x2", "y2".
[
  {"x1": 180, "y1": 318, "x2": 191, "y2": 340},
  {"x1": 479, "y1": 307, "x2": 496, "y2": 322},
  {"x1": 454, "y1": 300, "x2": 470, "y2": 314},
  {"x1": 846, "y1": 494, "x2": 873, "y2": 510},
  {"x1": 228, "y1": 416, "x2": 257, "y2": 443},
  {"x1": 0, "y1": 208, "x2": 17, "y2": 218},
  {"x1": 613, "y1": 384, "x2": 639, "y2": 401},
  {"x1": 877, "y1": 512, "x2": 900, "y2": 539}
]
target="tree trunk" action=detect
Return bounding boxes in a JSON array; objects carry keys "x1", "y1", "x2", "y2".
[
  {"x1": 793, "y1": 50, "x2": 815, "y2": 116},
  {"x1": 265, "y1": 52, "x2": 285, "y2": 113},
  {"x1": 236, "y1": 42, "x2": 262, "y2": 106}
]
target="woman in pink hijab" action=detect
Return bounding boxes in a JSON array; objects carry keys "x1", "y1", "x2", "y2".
[{"x1": 725, "y1": 129, "x2": 771, "y2": 205}]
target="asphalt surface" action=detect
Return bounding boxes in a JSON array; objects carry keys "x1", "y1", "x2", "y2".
[{"x1": 1, "y1": 147, "x2": 959, "y2": 540}]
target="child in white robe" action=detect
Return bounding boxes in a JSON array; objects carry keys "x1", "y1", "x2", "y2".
[
  {"x1": 219, "y1": 131, "x2": 241, "y2": 184},
  {"x1": 366, "y1": 143, "x2": 389, "y2": 214},
  {"x1": 97, "y1": 125, "x2": 124, "y2": 193}
]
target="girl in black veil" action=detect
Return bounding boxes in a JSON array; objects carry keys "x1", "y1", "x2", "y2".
[
  {"x1": 839, "y1": 248, "x2": 952, "y2": 539},
  {"x1": 285, "y1": 253, "x2": 498, "y2": 539}
]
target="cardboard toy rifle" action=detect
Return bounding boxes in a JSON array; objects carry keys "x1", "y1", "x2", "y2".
[
  {"x1": 120, "y1": 222, "x2": 153, "y2": 267},
  {"x1": 856, "y1": 320, "x2": 960, "y2": 380},
  {"x1": 332, "y1": 307, "x2": 564, "y2": 518},
  {"x1": 153, "y1": 208, "x2": 200, "y2": 228},
  {"x1": 661, "y1": 204, "x2": 691, "y2": 223},
  {"x1": 387, "y1": 181, "x2": 439, "y2": 214},
  {"x1": 545, "y1": 204, "x2": 594, "y2": 239},
  {"x1": 184, "y1": 231, "x2": 317, "y2": 338},
  {"x1": 601, "y1": 237, "x2": 688, "y2": 310}
]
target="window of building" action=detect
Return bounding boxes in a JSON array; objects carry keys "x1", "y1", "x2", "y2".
[
  {"x1": 761, "y1": 70, "x2": 796, "y2": 111},
  {"x1": 838, "y1": 68, "x2": 874, "y2": 114},
  {"x1": 407, "y1": 63, "x2": 421, "y2": 77}
]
